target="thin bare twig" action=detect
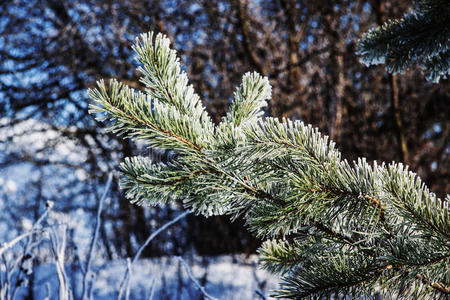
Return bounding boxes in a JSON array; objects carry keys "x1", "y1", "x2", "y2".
[
  {"x1": 176, "y1": 256, "x2": 218, "y2": 300},
  {"x1": 124, "y1": 258, "x2": 131, "y2": 300},
  {"x1": 117, "y1": 211, "x2": 189, "y2": 300},
  {"x1": 81, "y1": 173, "x2": 113, "y2": 300},
  {"x1": 44, "y1": 282, "x2": 51, "y2": 300},
  {"x1": 255, "y1": 289, "x2": 267, "y2": 300},
  {"x1": 1, "y1": 254, "x2": 10, "y2": 300},
  {"x1": 50, "y1": 225, "x2": 70, "y2": 300},
  {"x1": 10, "y1": 200, "x2": 54, "y2": 299},
  {"x1": 0, "y1": 232, "x2": 34, "y2": 258},
  {"x1": 0, "y1": 201, "x2": 52, "y2": 259},
  {"x1": 147, "y1": 278, "x2": 156, "y2": 300}
]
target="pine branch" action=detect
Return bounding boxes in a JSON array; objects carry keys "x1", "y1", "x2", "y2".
[
  {"x1": 133, "y1": 32, "x2": 213, "y2": 125},
  {"x1": 222, "y1": 71, "x2": 271, "y2": 127},
  {"x1": 358, "y1": 0, "x2": 450, "y2": 82},
  {"x1": 119, "y1": 156, "x2": 204, "y2": 205},
  {"x1": 383, "y1": 163, "x2": 450, "y2": 239},
  {"x1": 89, "y1": 31, "x2": 450, "y2": 299},
  {"x1": 89, "y1": 79, "x2": 206, "y2": 152},
  {"x1": 273, "y1": 251, "x2": 383, "y2": 299}
]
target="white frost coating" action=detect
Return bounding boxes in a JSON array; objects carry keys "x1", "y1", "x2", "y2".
[{"x1": 359, "y1": 55, "x2": 386, "y2": 67}]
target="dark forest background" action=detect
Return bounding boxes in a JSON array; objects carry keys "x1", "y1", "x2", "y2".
[{"x1": 1, "y1": 0, "x2": 448, "y2": 259}]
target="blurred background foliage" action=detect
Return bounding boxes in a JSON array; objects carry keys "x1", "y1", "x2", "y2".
[{"x1": 0, "y1": 0, "x2": 448, "y2": 259}]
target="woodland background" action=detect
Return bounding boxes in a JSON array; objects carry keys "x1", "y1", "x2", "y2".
[{"x1": 1, "y1": 0, "x2": 448, "y2": 271}]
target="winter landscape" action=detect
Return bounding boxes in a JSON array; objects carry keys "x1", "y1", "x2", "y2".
[{"x1": 1, "y1": 1, "x2": 449, "y2": 299}]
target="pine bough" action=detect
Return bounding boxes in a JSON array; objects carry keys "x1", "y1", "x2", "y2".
[
  {"x1": 358, "y1": 0, "x2": 449, "y2": 82},
  {"x1": 89, "y1": 32, "x2": 449, "y2": 299}
]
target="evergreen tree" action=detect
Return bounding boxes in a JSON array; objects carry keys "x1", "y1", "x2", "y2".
[
  {"x1": 89, "y1": 32, "x2": 449, "y2": 299},
  {"x1": 358, "y1": 0, "x2": 450, "y2": 82}
]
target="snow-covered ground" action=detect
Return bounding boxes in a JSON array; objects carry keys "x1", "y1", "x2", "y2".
[{"x1": 14, "y1": 255, "x2": 279, "y2": 299}]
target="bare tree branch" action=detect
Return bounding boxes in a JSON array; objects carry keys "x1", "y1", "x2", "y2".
[{"x1": 176, "y1": 256, "x2": 219, "y2": 300}]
